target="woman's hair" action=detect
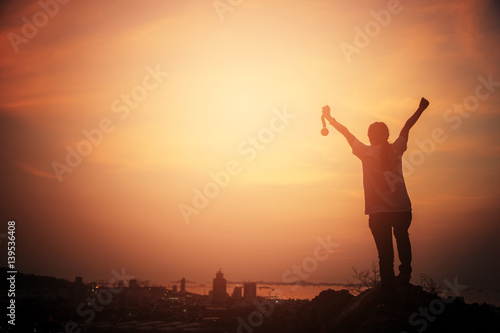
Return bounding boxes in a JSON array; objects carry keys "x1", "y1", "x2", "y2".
[{"x1": 368, "y1": 122, "x2": 392, "y2": 171}]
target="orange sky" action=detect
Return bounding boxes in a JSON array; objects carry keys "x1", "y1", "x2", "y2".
[{"x1": 1, "y1": 0, "x2": 499, "y2": 290}]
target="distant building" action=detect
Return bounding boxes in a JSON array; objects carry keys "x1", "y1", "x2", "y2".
[
  {"x1": 212, "y1": 270, "x2": 227, "y2": 301},
  {"x1": 232, "y1": 286, "x2": 242, "y2": 300},
  {"x1": 173, "y1": 285, "x2": 178, "y2": 293},
  {"x1": 180, "y1": 278, "x2": 186, "y2": 293},
  {"x1": 130, "y1": 279, "x2": 139, "y2": 288},
  {"x1": 244, "y1": 282, "x2": 257, "y2": 300},
  {"x1": 69, "y1": 276, "x2": 86, "y2": 305}
]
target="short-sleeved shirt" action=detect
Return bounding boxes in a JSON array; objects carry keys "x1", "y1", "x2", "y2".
[{"x1": 351, "y1": 136, "x2": 411, "y2": 215}]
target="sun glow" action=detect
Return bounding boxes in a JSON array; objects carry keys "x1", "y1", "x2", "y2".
[{"x1": 1, "y1": 0, "x2": 500, "y2": 291}]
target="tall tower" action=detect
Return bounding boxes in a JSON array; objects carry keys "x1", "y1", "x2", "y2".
[
  {"x1": 244, "y1": 282, "x2": 257, "y2": 300},
  {"x1": 70, "y1": 276, "x2": 86, "y2": 305},
  {"x1": 232, "y1": 286, "x2": 243, "y2": 300},
  {"x1": 212, "y1": 270, "x2": 227, "y2": 301},
  {"x1": 180, "y1": 277, "x2": 186, "y2": 293},
  {"x1": 129, "y1": 279, "x2": 139, "y2": 289}
]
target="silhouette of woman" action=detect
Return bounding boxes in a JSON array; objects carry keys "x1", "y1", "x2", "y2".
[{"x1": 322, "y1": 97, "x2": 430, "y2": 307}]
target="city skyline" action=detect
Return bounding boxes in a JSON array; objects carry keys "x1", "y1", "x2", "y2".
[{"x1": 1, "y1": 0, "x2": 500, "y2": 304}]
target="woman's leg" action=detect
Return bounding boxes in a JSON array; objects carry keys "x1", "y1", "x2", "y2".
[
  {"x1": 369, "y1": 213, "x2": 395, "y2": 305},
  {"x1": 392, "y1": 211, "x2": 413, "y2": 281}
]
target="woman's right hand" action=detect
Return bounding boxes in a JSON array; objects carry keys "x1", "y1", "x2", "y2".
[{"x1": 322, "y1": 105, "x2": 332, "y2": 120}]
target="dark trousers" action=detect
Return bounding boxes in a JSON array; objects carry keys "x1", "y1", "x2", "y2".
[{"x1": 369, "y1": 211, "x2": 412, "y2": 303}]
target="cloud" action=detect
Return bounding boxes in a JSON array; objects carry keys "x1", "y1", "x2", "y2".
[{"x1": 15, "y1": 161, "x2": 59, "y2": 180}]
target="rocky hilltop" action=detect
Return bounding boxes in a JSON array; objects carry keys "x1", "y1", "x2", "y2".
[{"x1": 288, "y1": 282, "x2": 500, "y2": 333}]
